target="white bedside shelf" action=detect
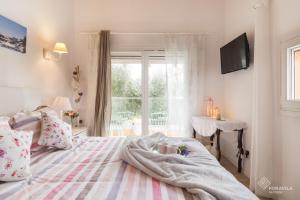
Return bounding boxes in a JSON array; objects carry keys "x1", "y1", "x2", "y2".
[{"x1": 72, "y1": 127, "x2": 88, "y2": 137}]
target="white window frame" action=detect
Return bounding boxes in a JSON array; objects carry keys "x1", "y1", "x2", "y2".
[
  {"x1": 281, "y1": 36, "x2": 300, "y2": 112},
  {"x1": 111, "y1": 51, "x2": 166, "y2": 135}
]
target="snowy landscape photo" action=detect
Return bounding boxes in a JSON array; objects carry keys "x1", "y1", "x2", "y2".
[{"x1": 0, "y1": 15, "x2": 27, "y2": 53}]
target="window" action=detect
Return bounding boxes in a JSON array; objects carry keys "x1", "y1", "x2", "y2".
[
  {"x1": 281, "y1": 36, "x2": 300, "y2": 111},
  {"x1": 295, "y1": 50, "x2": 300, "y2": 99},
  {"x1": 110, "y1": 58, "x2": 142, "y2": 136},
  {"x1": 110, "y1": 52, "x2": 169, "y2": 136},
  {"x1": 287, "y1": 45, "x2": 300, "y2": 100},
  {"x1": 148, "y1": 59, "x2": 168, "y2": 135}
]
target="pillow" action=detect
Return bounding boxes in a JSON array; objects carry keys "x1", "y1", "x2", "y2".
[
  {"x1": 34, "y1": 106, "x2": 58, "y2": 117},
  {"x1": 38, "y1": 113, "x2": 73, "y2": 150},
  {"x1": 0, "y1": 117, "x2": 11, "y2": 130},
  {"x1": 10, "y1": 114, "x2": 42, "y2": 152},
  {"x1": 9, "y1": 108, "x2": 58, "y2": 152},
  {"x1": 0, "y1": 129, "x2": 33, "y2": 182},
  {"x1": 9, "y1": 112, "x2": 40, "y2": 126}
]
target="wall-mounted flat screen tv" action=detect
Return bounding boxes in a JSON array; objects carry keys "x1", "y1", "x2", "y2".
[{"x1": 220, "y1": 33, "x2": 250, "y2": 74}]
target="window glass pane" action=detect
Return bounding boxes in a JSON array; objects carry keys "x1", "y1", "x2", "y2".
[
  {"x1": 110, "y1": 59, "x2": 142, "y2": 136},
  {"x1": 148, "y1": 60, "x2": 168, "y2": 135},
  {"x1": 295, "y1": 50, "x2": 300, "y2": 99}
]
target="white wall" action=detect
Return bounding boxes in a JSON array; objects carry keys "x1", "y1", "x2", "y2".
[
  {"x1": 271, "y1": 0, "x2": 300, "y2": 199},
  {"x1": 0, "y1": 0, "x2": 74, "y2": 106},
  {"x1": 73, "y1": 0, "x2": 225, "y2": 123},
  {"x1": 222, "y1": 0, "x2": 255, "y2": 177},
  {"x1": 223, "y1": 0, "x2": 300, "y2": 198}
]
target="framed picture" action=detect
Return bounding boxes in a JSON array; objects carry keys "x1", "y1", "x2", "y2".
[{"x1": 0, "y1": 15, "x2": 27, "y2": 54}]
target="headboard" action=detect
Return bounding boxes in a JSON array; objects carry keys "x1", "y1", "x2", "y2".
[{"x1": 0, "y1": 86, "x2": 42, "y2": 115}]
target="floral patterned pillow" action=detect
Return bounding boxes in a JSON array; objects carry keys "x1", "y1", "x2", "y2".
[
  {"x1": 38, "y1": 113, "x2": 73, "y2": 150},
  {"x1": 0, "y1": 129, "x2": 33, "y2": 182}
]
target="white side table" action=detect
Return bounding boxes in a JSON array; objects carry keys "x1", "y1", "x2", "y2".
[{"x1": 192, "y1": 116, "x2": 247, "y2": 173}]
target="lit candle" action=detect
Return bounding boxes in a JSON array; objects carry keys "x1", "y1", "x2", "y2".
[{"x1": 213, "y1": 107, "x2": 221, "y2": 120}]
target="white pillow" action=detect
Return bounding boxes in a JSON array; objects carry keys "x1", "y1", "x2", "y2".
[
  {"x1": 0, "y1": 129, "x2": 33, "y2": 182},
  {"x1": 38, "y1": 113, "x2": 73, "y2": 150}
]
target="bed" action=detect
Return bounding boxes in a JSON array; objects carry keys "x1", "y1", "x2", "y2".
[
  {"x1": 0, "y1": 87, "x2": 256, "y2": 200},
  {"x1": 0, "y1": 136, "x2": 192, "y2": 200},
  {"x1": 0, "y1": 86, "x2": 190, "y2": 200}
]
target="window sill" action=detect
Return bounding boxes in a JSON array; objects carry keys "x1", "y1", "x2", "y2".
[{"x1": 281, "y1": 100, "x2": 300, "y2": 114}]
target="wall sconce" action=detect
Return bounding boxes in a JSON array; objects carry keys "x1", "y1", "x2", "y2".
[{"x1": 43, "y1": 42, "x2": 68, "y2": 60}]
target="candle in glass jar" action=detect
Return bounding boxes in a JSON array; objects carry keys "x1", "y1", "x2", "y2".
[{"x1": 213, "y1": 107, "x2": 221, "y2": 120}]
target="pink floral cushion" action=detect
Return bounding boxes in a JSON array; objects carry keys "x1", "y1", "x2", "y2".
[
  {"x1": 38, "y1": 113, "x2": 73, "y2": 149},
  {"x1": 0, "y1": 129, "x2": 33, "y2": 182},
  {"x1": 10, "y1": 114, "x2": 42, "y2": 151}
]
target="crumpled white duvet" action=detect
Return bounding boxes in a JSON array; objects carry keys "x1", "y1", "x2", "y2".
[{"x1": 121, "y1": 133, "x2": 259, "y2": 200}]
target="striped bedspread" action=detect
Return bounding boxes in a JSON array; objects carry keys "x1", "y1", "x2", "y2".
[{"x1": 0, "y1": 137, "x2": 193, "y2": 200}]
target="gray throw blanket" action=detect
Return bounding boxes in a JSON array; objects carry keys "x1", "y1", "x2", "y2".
[{"x1": 121, "y1": 133, "x2": 259, "y2": 200}]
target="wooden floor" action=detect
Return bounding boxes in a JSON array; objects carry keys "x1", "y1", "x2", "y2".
[
  {"x1": 195, "y1": 137, "x2": 271, "y2": 200},
  {"x1": 220, "y1": 157, "x2": 271, "y2": 200},
  {"x1": 220, "y1": 157, "x2": 250, "y2": 187}
]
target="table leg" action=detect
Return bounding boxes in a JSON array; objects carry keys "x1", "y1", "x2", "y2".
[
  {"x1": 216, "y1": 129, "x2": 221, "y2": 161},
  {"x1": 237, "y1": 129, "x2": 244, "y2": 173},
  {"x1": 210, "y1": 134, "x2": 215, "y2": 146},
  {"x1": 193, "y1": 128, "x2": 196, "y2": 138}
]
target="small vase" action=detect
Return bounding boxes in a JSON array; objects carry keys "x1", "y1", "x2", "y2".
[{"x1": 72, "y1": 116, "x2": 80, "y2": 127}]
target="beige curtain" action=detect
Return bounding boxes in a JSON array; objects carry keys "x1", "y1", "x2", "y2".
[{"x1": 88, "y1": 30, "x2": 111, "y2": 136}]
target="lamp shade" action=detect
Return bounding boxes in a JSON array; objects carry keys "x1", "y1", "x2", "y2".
[
  {"x1": 53, "y1": 43, "x2": 68, "y2": 54},
  {"x1": 52, "y1": 97, "x2": 72, "y2": 111}
]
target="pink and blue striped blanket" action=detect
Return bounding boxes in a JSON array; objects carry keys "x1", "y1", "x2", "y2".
[{"x1": 0, "y1": 137, "x2": 193, "y2": 200}]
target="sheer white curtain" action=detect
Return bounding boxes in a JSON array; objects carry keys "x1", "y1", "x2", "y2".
[
  {"x1": 250, "y1": 0, "x2": 274, "y2": 198},
  {"x1": 164, "y1": 35, "x2": 205, "y2": 137}
]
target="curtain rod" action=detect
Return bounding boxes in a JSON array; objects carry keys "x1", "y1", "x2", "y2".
[{"x1": 80, "y1": 31, "x2": 207, "y2": 36}]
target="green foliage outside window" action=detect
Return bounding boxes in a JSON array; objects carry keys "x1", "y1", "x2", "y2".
[{"x1": 112, "y1": 65, "x2": 167, "y2": 119}]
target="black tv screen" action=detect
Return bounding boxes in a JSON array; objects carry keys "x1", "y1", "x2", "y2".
[{"x1": 220, "y1": 33, "x2": 250, "y2": 74}]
